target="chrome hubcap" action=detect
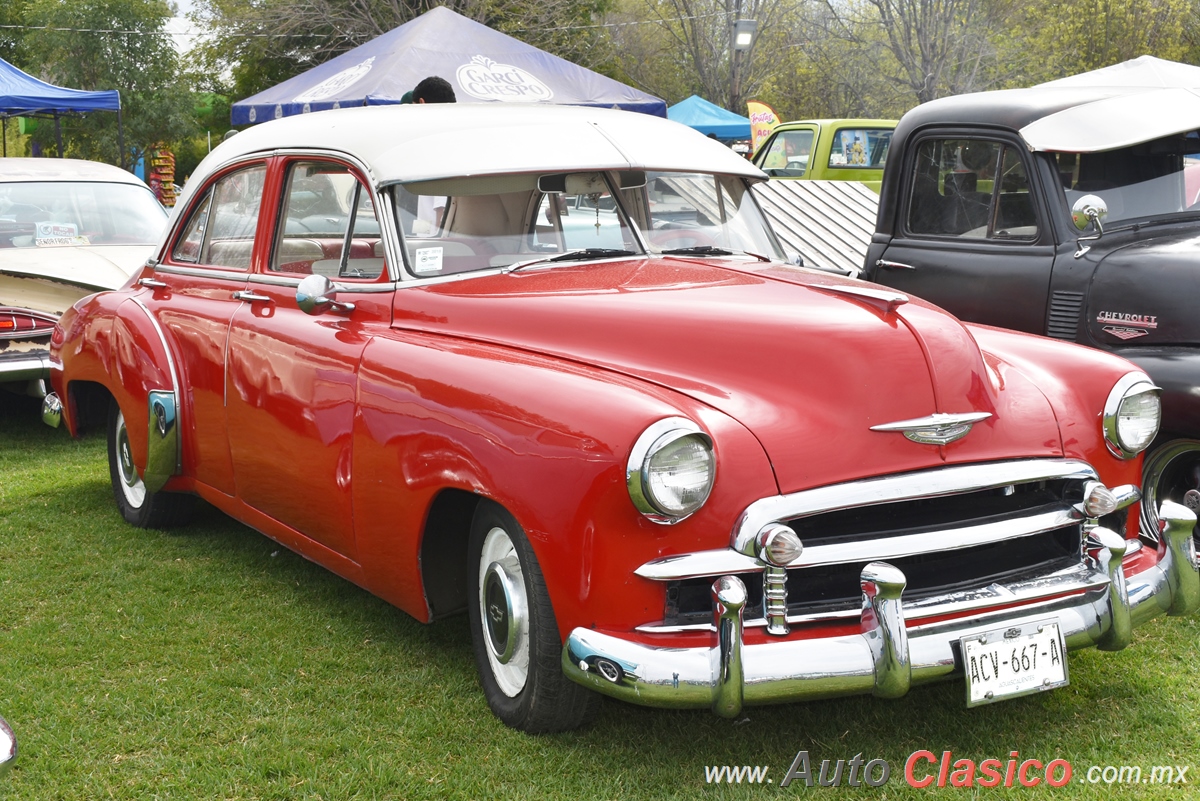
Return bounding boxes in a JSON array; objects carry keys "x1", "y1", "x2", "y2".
[
  {"x1": 115, "y1": 409, "x2": 146, "y2": 508},
  {"x1": 478, "y1": 526, "x2": 529, "y2": 696}
]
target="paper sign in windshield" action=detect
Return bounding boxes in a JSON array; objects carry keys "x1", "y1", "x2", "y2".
[
  {"x1": 36, "y1": 222, "x2": 89, "y2": 246},
  {"x1": 414, "y1": 247, "x2": 443, "y2": 274}
]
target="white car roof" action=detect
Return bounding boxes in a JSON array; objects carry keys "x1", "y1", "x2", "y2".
[
  {"x1": 194, "y1": 104, "x2": 767, "y2": 187},
  {"x1": 0, "y1": 157, "x2": 151, "y2": 186}
]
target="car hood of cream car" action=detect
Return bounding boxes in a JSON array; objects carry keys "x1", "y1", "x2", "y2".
[
  {"x1": 392, "y1": 257, "x2": 1067, "y2": 493},
  {"x1": 1, "y1": 245, "x2": 152, "y2": 314}
]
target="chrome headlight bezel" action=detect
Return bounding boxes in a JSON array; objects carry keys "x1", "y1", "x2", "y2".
[
  {"x1": 1103, "y1": 372, "x2": 1161, "y2": 460},
  {"x1": 627, "y1": 417, "x2": 715, "y2": 524}
]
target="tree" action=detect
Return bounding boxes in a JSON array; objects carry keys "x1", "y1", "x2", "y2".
[
  {"x1": 19, "y1": 0, "x2": 196, "y2": 166},
  {"x1": 604, "y1": 0, "x2": 802, "y2": 111}
]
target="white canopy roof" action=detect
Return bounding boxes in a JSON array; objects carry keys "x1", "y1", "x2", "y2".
[{"x1": 1020, "y1": 56, "x2": 1200, "y2": 153}]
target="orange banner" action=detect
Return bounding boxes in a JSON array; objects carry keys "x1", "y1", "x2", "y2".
[{"x1": 746, "y1": 100, "x2": 781, "y2": 156}]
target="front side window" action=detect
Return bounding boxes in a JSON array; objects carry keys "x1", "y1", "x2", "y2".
[
  {"x1": 272, "y1": 161, "x2": 384, "y2": 280},
  {"x1": 171, "y1": 164, "x2": 267, "y2": 268},
  {"x1": 906, "y1": 138, "x2": 1037, "y2": 240},
  {"x1": 757, "y1": 130, "x2": 814, "y2": 176}
]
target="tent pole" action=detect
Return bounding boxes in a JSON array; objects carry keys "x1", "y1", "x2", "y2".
[
  {"x1": 118, "y1": 108, "x2": 125, "y2": 170},
  {"x1": 54, "y1": 112, "x2": 63, "y2": 157},
  {"x1": 2, "y1": 118, "x2": 6, "y2": 158}
]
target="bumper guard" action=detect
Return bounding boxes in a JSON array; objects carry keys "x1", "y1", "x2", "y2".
[{"x1": 563, "y1": 502, "x2": 1200, "y2": 717}]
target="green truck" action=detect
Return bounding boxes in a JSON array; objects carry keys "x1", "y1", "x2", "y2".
[{"x1": 752, "y1": 118, "x2": 897, "y2": 192}]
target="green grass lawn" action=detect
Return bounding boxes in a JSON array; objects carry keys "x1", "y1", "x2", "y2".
[{"x1": 2, "y1": 391, "x2": 1199, "y2": 799}]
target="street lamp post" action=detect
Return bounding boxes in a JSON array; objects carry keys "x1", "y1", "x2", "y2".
[{"x1": 730, "y1": 17, "x2": 758, "y2": 113}]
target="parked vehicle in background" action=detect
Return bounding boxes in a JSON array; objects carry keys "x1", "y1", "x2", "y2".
[
  {"x1": 752, "y1": 119, "x2": 896, "y2": 190},
  {"x1": 43, "y1": 103, "x2": 1198, "y2": 733},
  {"x1": 0, "y1": 159, "x2": 166, "y2": 398},
  {"x1": 862, "y1": 60, "x2": 1200, "y2": 544}
]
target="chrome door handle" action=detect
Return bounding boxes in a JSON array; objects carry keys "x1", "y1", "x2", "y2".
[
  {"x1": 233, "y1": 290, "x2": 272, "y2": 302},
  {"x1": 138, "y1": 277, "x2": 167, "y2": 288},
  {"x1": 876, "y1": 259, "x2": 915, "y2": 270}
]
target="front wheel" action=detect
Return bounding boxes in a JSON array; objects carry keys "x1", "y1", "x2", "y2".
[
  {"x1": 1139, "y1": 438, "x2": 1200, "y2": 544},
  {"x1": 107, "y1": 399, "x2": 193, "y2": 529},
  {"x1": 467, "y1": 500, "x2": 598, "y2": 733}
]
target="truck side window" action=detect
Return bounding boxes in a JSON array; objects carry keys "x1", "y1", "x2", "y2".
[{"x1": 906, "y1": 138, "x2": 1037, "y2": 241}]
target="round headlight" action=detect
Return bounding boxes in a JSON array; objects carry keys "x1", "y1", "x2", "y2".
[
  {"x1": 1103, "y1": 373, "x2": 1161, "y2": 459},
  {"x1": 627, "y1": 418, "x2": 715, "y2": 523}
]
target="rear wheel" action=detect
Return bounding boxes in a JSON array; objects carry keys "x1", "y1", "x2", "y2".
[
  {"x1": 107, "y1": 399, "x2": 192, "y2": 529},
  {"x1": 1139, "y1": 438, "x2": 1200, "y2": 544},
  {"x1": 467, "y1": 500, "x2": 598, "y2": 733}
]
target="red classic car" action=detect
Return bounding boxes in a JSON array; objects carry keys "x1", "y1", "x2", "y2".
[{"x1": 42, "y1": 104, "x2": 1199, "y2": 733}]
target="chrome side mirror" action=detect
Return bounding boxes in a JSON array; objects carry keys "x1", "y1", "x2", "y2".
[
  {"x1": 296, "y1": 274, "x2": 355, "y2": 315},
  {"x1": 1072, "y1": 194, "x2": 1108, "y2": 258},
  {"x1": 1071, "y1": 193, "x2": 1108, "y2": 231}
]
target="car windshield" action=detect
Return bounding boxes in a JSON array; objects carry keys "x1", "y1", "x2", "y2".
[
  {"x1": 0, "y1": 181, "x2": 166, "y2": 247},
  {"x1": 1052, "y1": 130, "x2": 1200, "y2": 226},
  {"x1": 391, "y1": 169, "x2": 783, "y2": 277}
]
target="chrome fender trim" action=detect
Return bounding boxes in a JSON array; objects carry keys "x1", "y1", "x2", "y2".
[{"x1": 143, "y1": 390, "x2": 178, "y2": 494}]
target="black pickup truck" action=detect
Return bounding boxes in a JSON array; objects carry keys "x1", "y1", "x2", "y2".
[{"x1": 861, "y1": 57, "x2": 1200, "y2": 541}]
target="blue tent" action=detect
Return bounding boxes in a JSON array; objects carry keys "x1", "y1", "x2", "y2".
[
  {"x1": 232, "y1": 7, "x2": 666, "y2": 125},
  {"x1": 0, "y1": 56, "x2": 123, "y2": 162},
  {"x1": 667, "y1": 95, "x2": 750, "y2": 140},
  {"x1": 0, "y1": 57, "x2": 120, "y2": 115}
]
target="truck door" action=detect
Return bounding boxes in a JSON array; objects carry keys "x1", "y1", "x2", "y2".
[{"x1": 868, "y1": 135, "x2": 1056, "y2": 334}]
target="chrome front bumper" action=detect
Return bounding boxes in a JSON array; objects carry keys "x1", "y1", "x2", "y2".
[{"x1": 563, "y1": 502, "x2": 1200, "y2": 716}]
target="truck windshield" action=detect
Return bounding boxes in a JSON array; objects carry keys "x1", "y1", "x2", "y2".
[{"x1": 1053, "y1": 130, "x2": 1200, "y2": 226}]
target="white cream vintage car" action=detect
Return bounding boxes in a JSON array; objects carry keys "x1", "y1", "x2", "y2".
[{"x1": 0, "y1": 158, "x2": 166, "y2": 397}]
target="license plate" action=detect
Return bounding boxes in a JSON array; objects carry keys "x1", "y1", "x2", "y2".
[{"x1": 961, "y1": 620, "x2": 1068, "y2": 707}]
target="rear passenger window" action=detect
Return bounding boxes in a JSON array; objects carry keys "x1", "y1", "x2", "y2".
[
  {"x1": 271, "y1": 161, "x2": 385, "y2": 280},
  {"x1": 172, "y1": 165, "x2": 266, "y2": 268},
  {"x1": 906, "y1": 138, "x2": 1037, "y2": 241}
]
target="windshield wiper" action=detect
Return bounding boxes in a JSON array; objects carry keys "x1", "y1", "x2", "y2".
[
  {"x1": 661, "y1": 245, "x2": 734, "y2": 256},
  {"x1": 503, "y1": 248, "x2": 636, "y2": 273},
  {"x1": 661, "y1": 245, "x2": 772, "y2": 262}
]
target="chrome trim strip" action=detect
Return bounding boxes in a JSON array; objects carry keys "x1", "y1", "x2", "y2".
[
  {"x1": 731, "y1": 459, "x2": 1098, "y2": 556},
  {"x1": 245, "y1": 273, "x2": 397, "y2": 294},
  {"x1": 155, "y1": 263, "x2": 249, "y2": 282},
  {"x1": 819, "y1": 283, "x2": 909, "y2": 313},
  {"x1": 642, "y1": 506, "x2": 1079, "y2": 580},
  {"x1": 634, "y1": 561, "x2": 1113, "y2": 633},
  {"x1": 127, "y1": 297, "x2": 182, "y2": 481}
]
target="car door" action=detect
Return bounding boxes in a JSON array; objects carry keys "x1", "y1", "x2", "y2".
[
  {"x1": 144, "y1": 161, "x2": 268, "y2": 495},
  {"x1": 224, "y1": 157, "x2": 393, "y2": 560},
  {"x1": 869, "y1": 134, "x2": 1056, "y2": 334}
]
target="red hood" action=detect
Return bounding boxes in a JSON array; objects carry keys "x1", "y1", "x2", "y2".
[{"x1": 392, "y1": 258, "x2": 1064, "y2": 493}]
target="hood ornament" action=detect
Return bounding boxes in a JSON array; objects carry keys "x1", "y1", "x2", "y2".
[{"x1": 871, "y1": 412, "x2": 992, "y2": 446}]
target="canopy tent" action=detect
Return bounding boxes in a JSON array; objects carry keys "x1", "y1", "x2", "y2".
[
  {"x1": 1022, "y1": 56, "x2": 1200, "y2": 153},
  {"x1": 232, "y1": 6, "x2": 666, "y2": 125},
  {"x1": 667, "y1": 95, "x2": 751, "y2": 140},
  {"x1": 0, "y1": 57, "x2": 123, "y2": 164}
]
